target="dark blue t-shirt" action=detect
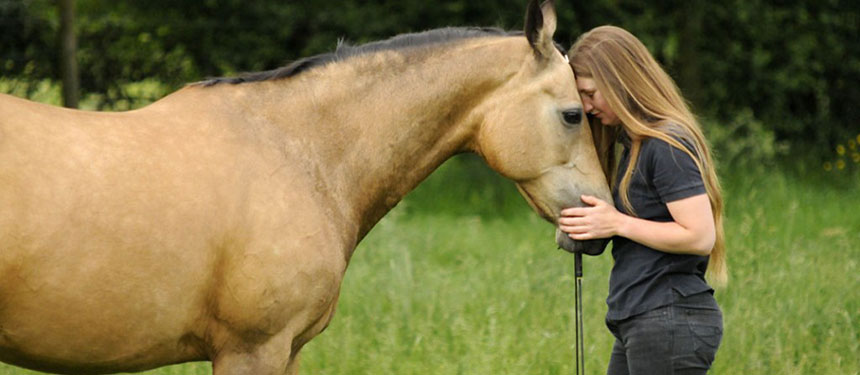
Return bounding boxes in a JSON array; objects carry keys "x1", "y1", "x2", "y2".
[{"x1": 606, "y1": 134, "x2": 712, "y2": 321}]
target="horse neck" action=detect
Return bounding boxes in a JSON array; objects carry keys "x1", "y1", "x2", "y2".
[{"x1": 252, "y1": 38, "x2": 526, "y2": 245}]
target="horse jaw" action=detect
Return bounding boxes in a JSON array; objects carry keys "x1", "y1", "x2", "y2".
[{"x1": 515, "y1": 165, "x2": 611, "y2": 256}]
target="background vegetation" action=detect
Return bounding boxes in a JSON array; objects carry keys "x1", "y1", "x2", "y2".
[
  {"x1": 0, "y1": 0, "x2": 857, "y2": 374},
  {"x1": 3, "y1": 0, "x2": 859, "y2": 160}
]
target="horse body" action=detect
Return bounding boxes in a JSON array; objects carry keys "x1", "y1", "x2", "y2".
[
  {"x1": 0, "y1": 80, "x2": 349, "y2": 373},
  {"x1": 0, "y1": 2, "x2": 611, "y2": 374}
]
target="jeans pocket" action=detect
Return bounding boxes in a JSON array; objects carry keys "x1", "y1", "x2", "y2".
[{"x1": 690, "y1": 324, "x2": 722, "y2": 364}]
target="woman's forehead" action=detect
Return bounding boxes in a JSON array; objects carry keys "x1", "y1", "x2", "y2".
[{"x1": 576, "y1": 77, "x2": 596, "y2": 90}]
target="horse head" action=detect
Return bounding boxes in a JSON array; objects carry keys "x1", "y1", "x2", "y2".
[{"x1": 472, "y1": 0, "x2": 612, "y2": 255}]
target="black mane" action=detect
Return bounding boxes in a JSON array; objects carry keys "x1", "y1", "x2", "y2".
[{"x1": 197, "y1": 27, "x2": 519, "y2": 87}]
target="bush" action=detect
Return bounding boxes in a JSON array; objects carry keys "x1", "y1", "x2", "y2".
[
  {"x1": 703, "y1": 108, "x2": 788, "y2": 173},
  {"x1": 0, "y1": 78, "x2": 169, "y2": 111}
]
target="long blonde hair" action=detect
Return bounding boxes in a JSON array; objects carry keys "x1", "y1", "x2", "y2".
[{"x1": 569, "y1": 26, "x2": 727, "y2": 286}]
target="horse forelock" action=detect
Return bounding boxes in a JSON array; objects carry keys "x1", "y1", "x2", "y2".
[{"x1": 195, "y1": 27, "x2": 528, "y2": 87}]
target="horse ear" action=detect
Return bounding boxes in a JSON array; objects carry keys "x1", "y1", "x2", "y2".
[{"x1": 524, "y1": 0, "x2": 558, "y2": 60}]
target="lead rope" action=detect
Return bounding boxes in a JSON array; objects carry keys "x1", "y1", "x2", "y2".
[{"x1": 575, "y1": 252, "x2": 584, "y2": 375}]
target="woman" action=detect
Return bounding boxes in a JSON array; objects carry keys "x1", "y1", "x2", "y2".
[{"x1": 559, "y1": 26, "x2": 727, "y2": 375}]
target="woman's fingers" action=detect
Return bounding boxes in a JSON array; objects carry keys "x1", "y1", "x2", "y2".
[
  {"x1": 558, "y1": 216, "x2": 587, "y2": 226},
  {"x1": 560, "y1": 196, "x2": 614, "y2": 239},
  {"x1": 568, "y1": 232, "x2": 594, "y2": 240},
  {"x1": 560, "y1": 206, "x2": 588, "y2": 217},
  {"x1": 559, "y1": 217, "x2": 592, "y2": 234}
]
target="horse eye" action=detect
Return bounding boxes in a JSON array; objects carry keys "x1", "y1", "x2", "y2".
[{"x1": 562, "y1": 109, "x2": 583, "y2": 126}]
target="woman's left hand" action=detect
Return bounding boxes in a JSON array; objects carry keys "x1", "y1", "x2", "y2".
[{"x1": 559, "y1": 195, "x2": 626, "y2": 240}]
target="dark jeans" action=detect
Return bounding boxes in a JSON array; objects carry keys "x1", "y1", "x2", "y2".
[{"x1": 605, "y1": 291, "x2": 723, "y2": 375}]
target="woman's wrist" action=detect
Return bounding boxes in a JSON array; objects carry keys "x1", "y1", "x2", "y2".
[{"x1": 614, "y1": 212, "x2": 631, "y2": 238}]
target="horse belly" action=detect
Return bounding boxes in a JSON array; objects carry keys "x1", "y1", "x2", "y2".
[
  {"x1": 0, "y1": 106, "x2": 234, "y2": 371},
  {"x1": 0, "y1": 187, "x2": 218, "y2": 371},
  {"x1": 0, "y1": 232, "x2": 212, "y2": 373}
]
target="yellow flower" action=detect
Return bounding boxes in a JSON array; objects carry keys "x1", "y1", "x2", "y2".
[
  {"x1": 824, "y1": 162, "x2": 833, "y2": 171},
  {"x1": 836, "y1": 159, "x2": 846, "y2": 170},
  {"x1": 854, "y1": 153, "x2": 860, "y2": 163},
  {"x1": 850, "y1": 140, "x2": 858, "y2": 150},
  {"x1": 836, "y1": 144, "x2": 846, "y2": 155},
  {"x1": 857, "y1": 134, "x2": 860, "y2": 144}
]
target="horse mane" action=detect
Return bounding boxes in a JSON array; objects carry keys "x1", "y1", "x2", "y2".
[{"x1": 196, "y1": 27, "x2": 520, "y2": 87}]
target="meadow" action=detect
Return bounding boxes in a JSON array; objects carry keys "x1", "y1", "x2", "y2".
[{"x1": 0, "y1": 154, "x2": 857, "y2": 375}]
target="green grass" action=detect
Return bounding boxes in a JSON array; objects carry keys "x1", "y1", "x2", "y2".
[{"x1": 0, "y1": 156, "x2": 857, "y2": 374}]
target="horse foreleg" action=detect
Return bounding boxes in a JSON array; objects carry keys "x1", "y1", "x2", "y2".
[
  {"x1": 284, "y1": 352, "x2": 302, "y2": 375},
  {"x1": 211, "y1": 332, "x2": 296, "y2": 375}
]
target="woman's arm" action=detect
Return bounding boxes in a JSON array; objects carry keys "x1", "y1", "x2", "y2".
[{"x1": 559, "y1": 194, "x2": 715, "y2": 256}]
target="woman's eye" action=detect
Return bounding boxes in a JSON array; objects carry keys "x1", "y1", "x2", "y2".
[{"x1": 562, "y1": 109, "x2": 583, "y2": 126}]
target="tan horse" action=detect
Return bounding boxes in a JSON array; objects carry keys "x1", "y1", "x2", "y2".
[{"x1": 0, "y1": 1, "x2": 610, "y2": 374}]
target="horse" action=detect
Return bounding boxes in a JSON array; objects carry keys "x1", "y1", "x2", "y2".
[{"x1": 0, "y1": 1, "x2": 610, "y2": 374}]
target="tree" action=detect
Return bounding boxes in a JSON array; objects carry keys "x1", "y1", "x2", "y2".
[{"x1": 59, "y1": 0, "x2": 79, "y2": 108}]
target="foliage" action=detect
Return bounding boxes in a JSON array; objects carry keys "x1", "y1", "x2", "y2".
[
  {"x1": 0, "y1": 0, "x2": 58, "y2": 96},
  {"x1": 820, "y1": 133, "x2": 860, "y2": 190},
  {"x1": 2, "y1": 0, "x2": 858, "y2": 157},
  {"x1": 702, "y1": 108, "x2": 788, "y2": 173},
  {"x1": 0, "y1": 77, "x2": 169, "y2": 110},
  {"x1": 691, "y1": 0, "x2": 860, "y2": 157}
]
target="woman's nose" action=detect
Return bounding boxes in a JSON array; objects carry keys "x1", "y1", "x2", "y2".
[{"x1": 582, "y1": 99, "x2": 593, "y2": 113}]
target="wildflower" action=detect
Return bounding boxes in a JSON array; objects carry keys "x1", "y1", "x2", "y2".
[
  {"x1": 850, "y1": 140, "x2": 858, "y2": 150},
  {"x1": 823, "y1": 161, "x2": 833, "y2": 171},
  {"x1": 836, "y1": 159, "x2": 846, "y2": 170},
  {"x1": 857, "y1": 134, "x2": 860, "y2": 144},
  {"x1": 836, "y1": 144, "x2": 846, "y2": 155},
  {"x1": 854, "y1": 153, "x2": 860, "y2": 163}
]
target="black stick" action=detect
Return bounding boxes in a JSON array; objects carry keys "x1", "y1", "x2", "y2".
[{"x1": 575, "y1": 252, "x2": 584, "y2": 375}]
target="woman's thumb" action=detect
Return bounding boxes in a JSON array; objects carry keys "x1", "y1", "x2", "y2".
[{"x1": 580, "y1": 194, "x2": 599, "y2": 206}]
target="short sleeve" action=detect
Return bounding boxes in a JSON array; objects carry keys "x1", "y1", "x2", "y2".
[{"x1": 645, "y1": 137, "x2": 706, "y2": 203}]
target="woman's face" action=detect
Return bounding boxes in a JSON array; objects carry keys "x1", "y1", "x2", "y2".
[{"x1": 576, "y1": 77, "x2": 620, "y2": 126}]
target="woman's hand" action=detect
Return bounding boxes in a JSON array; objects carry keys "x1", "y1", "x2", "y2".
[
  {"x1": 560, "y1": 193, "x2": 716, "y2": 256},
  {"x1": 559, "y1": 195, "x2": 627, "y2": 240}
]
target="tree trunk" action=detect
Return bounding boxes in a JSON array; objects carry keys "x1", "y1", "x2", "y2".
[{"x1": 59, "y1": 0, "x2": 79, "y2": 108}]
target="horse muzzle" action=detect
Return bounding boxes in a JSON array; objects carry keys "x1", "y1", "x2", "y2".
[{"x1": 555, "y1": 228, "x2": 609, "y2": 256}]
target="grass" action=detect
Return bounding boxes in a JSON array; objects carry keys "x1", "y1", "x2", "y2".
[
  {"x1": 306, "y1": 158, "x2": 859, "y2": 375},
  {"x1": 0, "y1": 156, "x2": 856, "y2": 375}
]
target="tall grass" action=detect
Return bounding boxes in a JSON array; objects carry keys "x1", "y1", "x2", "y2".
[
  {"x1": 0, "y1": 156, "x2": 856, "y2": 375},
  {"x1": 306, "y1": 157, "x2": 859, "y2": 375}
]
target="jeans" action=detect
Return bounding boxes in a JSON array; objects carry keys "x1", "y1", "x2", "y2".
[{"x1": 605, "y1": 291, "x2": 723, "y2": 375}]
